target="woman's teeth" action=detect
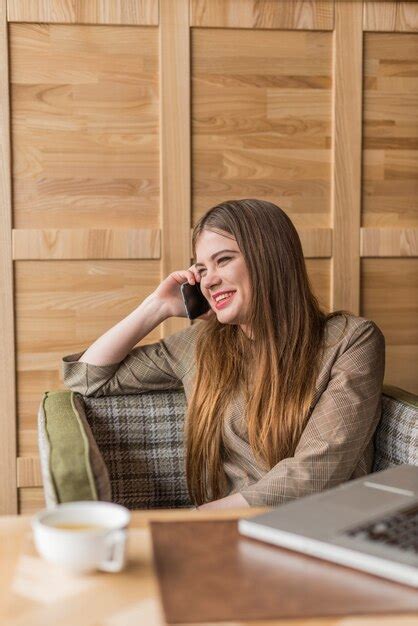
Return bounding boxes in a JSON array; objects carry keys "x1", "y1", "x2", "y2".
[
  {"x1": 215, "y1": 291, "x2": 235, "y2": 302},
  {"x1": 214, "y1": 291, "x2": 236, "y2": 307}
]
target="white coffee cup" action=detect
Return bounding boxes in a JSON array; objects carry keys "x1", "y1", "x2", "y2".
[{"x1": 31, "y1": 501, "x2": 131, "y2": 574}]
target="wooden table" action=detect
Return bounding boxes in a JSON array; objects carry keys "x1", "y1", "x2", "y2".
[{"x1": 0, "y1": 508, "x2": 417, "y2": 626}]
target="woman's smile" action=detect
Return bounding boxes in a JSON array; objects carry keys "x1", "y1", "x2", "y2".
[{"x1": 213, "y1": 291, "x2": 236, "y2": 310}]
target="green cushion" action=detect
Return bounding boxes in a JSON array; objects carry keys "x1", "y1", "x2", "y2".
[{"x1": 42, "y1": 390, "x2": 98, "y2": 502}]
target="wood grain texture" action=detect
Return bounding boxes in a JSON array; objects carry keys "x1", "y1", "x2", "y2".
[
  {"x1": 12, "y1": 228, "x2": 160, "y2": 259},
  {"x1": 0, "y1": 0, "x2": 18, "y2": 515},
  {"x1": 359, "y1": 18, "x2": 418, "y2": 397},
  {"x1": 191, "y1": 0, "x2": 334, "y2": 30},
  {"x1": 10, "y1": 23, "x2": 159, "y2": 230},
  {"x1": 364, "y1": 1, "x2": 418, "y2": 32},
  {"x1": 2, "y1": 508, "x2": 417, "y2": 626},
  {"x1": 15, "y1": 260, "x2": 162, "y2": 457},
  {"x1": 361, "y1": 227, "x2": 418, "y2": 256},
  {"x1": 160, "y1": 0, "x2": 191, "y2": 338},
  {"x1": 385, "y1": 345, "x2": 418, "y2": 396},
  {"x1": 7, "y1": 0, "x2": 158, "y2": 25},
  {"x1": 361, "y1": 258, "x2": 418, "y2": 394},
  {"x1": 18, "y1": 487, "x2": 45, "y2": 514},
  {"x1": 298, "y1": 228, "x2": 332, "y2": 258},
  {"x1": 306, "y1": 259, "x2": 330, "y2": 312},
  {"x1": 192, "y1": 28, "x2": 333, "y2": 229},
  {"x1": 153, "y1": 521, "x2": 418, "y2": 624},
  {"x1": 331, "y1": 0, "x2": 363, "y2": 314},
  {"x1": 362, "y1": 33, "x2": 418, "y2": 228},
  {"x1": 17, "y1": 457, "x2": 42, "y2": 488}
]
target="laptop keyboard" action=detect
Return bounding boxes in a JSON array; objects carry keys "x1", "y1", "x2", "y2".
[{"x1": 344, "y1": 502, "x2": 418, "y2": 554}]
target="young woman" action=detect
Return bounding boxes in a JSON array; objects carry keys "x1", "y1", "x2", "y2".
[{"x1": 63, "y1": 199, "x2": 385, "y2": 510}]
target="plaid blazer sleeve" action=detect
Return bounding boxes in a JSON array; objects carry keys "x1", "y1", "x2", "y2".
[
  {"x1": 61, "y1": 322, "x2": 198, "y2": 397},
  {"x1": 239, "y1": 321, "x2": 386, "y2": 507}
]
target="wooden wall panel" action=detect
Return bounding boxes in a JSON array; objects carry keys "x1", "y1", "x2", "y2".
[
  {"x1": 306, "y1": 259, "x2": 330, "y2": 313},
  {"x1": 8, "y1": 14, "x2": 164, "y2": 512},
  {"x1": 361, "y1": 227, "x2": 418, "y2": 256},
  {"x1": 10, "y1": 24, "x2": 159, "y2": 230},
  {"x1": 361, "y1": 259, "x2": 418, "y2": 394},
  {"x1": 361, "y1": 28, "x2": 417, "y2": 395},
  {"x1": 297, "y1": 228, "x2": 332, "y2": 258},
  {"x1": 364, "y1": 1, "x2": 418, "y2": 32},
  {"x1": 331, "y1": 0, "x2": 363, "y2": 314},
  {"x1": 0, "y1": 0, "x2": 18, "y2": 514},
  {"x1": 15, "y1": 260, "x2": 162, "y2": 458},
  {"x1": 191, "y1": 0, "x2": 334, "y2": 30},
  {"x1": 12, "y1": 228, "x2": 160, "y2": 259},
  {"x1": 19, "y1": 488, "x2": 44, "y2": 515},
  {"x1": 17, "y1": 457, "x2": 42, "y2": 488},
  {"x1": 7, "y1": 0, "x2": 158, "y2": 25},
  {"x1": 160, "y1": 0, "x2": 191, "y2": 338},
  {"x1": 191, "y1": 29, "x2": 333, "y2": 229},
  {"x1": 362, "y1": 33, "x2": 418, "y2": 227}
]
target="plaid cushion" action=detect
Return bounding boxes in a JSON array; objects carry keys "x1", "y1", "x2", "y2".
[
  {"x1": 373, "y1": 386, "x2": 418, "y2": 471},
  {"x1": 83, "y1": 389, "x2": 192, "y2": 509}
]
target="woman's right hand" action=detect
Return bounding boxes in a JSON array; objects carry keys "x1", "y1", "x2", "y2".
[{"x1": 152, "y1": 265, "x2": 214, "y2": 320}]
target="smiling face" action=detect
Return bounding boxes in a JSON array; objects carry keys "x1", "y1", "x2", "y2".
[{"x1": 194, "y1": 229, "x2": 252, "y2": 336}]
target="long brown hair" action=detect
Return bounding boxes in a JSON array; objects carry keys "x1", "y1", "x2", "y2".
[{"x1": 186, "y1": 199, "x2": 349, "y2": 504}]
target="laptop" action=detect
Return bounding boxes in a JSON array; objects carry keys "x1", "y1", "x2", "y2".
[{"x1": 238, "y1": 464, "x2": 418, "y2": 588}]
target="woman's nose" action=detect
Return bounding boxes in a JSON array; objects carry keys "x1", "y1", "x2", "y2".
[{"x1": 201, "y1": 268, "x2": 221, "y2": 291}]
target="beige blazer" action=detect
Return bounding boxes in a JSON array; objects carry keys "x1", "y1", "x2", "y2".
[{"x1": 62, "y1": 314, "x2": 385, "y2": 506}]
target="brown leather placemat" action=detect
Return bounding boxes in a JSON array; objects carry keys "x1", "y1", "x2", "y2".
[{"x1": 151, "y1": 520, "x2": 418, "y2": 624}]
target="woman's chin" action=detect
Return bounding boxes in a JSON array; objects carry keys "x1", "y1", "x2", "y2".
[{"x1": 216, "y1": 312, "x2": 240, "y2": 325}]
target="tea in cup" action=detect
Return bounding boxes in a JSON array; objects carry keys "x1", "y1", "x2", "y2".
[{"x1": 31, "y1": 501, "x2": 131, "y2": 574}]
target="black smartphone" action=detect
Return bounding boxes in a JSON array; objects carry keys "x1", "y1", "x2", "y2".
[{"x1": 180, "y1": 281, "x2": 211, "y2": 320}]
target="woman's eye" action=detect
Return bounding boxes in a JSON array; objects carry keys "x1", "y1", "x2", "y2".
[{"x1": 196, "y1": 257, "x2": 231, "y2": 276}]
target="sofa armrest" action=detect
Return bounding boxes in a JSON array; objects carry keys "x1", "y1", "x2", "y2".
[{"x1": 373, "y1": 384, "x2": 418, "y2": 471}]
